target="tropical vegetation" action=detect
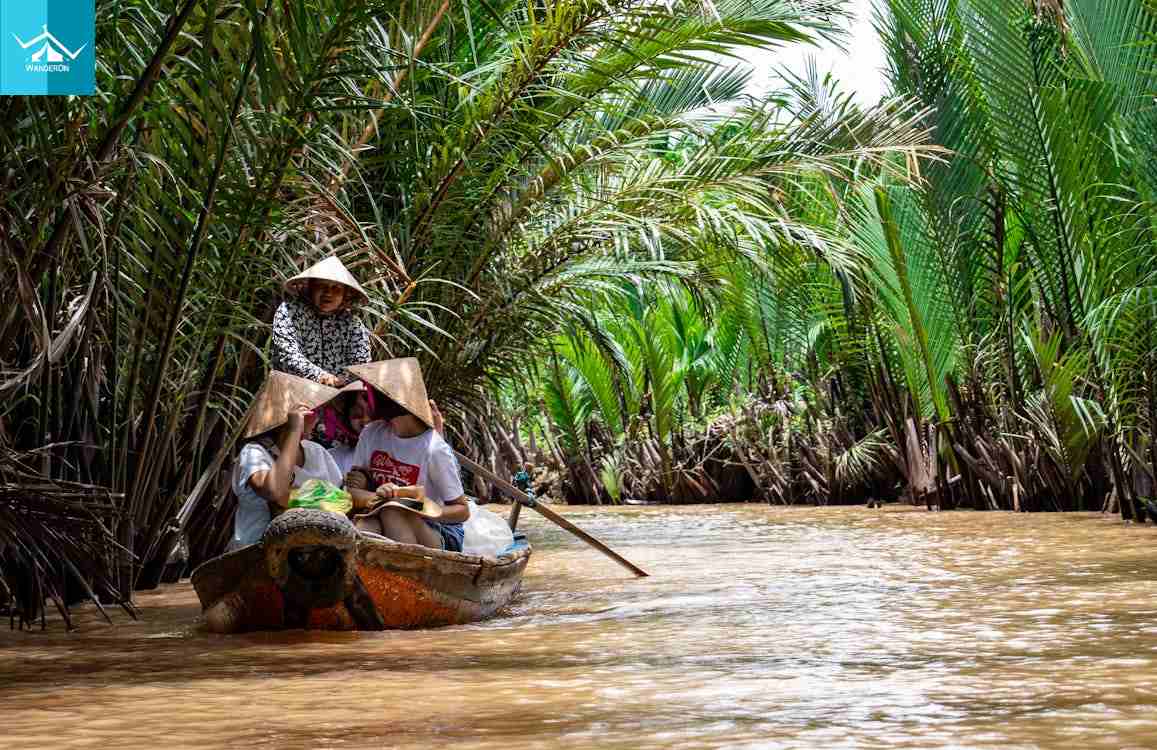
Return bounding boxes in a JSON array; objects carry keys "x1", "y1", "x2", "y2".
[
  {"x1": 510, "y1": 0, "x2": 1157, "y2": 517},
  {"x1": 1, "y1": 0, "x2": 1154, "y2": 629},
  {"x1": 0, "y1": 0, "x2": 925, "y2": 627}
]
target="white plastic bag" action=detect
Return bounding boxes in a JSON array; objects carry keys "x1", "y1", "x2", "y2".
[{"x1": 461, "y1": 500, "x2": 514, "y2": 557}]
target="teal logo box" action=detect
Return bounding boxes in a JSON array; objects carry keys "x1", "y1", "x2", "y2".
[{"x1": 1, "y1": 0, "x2": 95, "y2": 95}]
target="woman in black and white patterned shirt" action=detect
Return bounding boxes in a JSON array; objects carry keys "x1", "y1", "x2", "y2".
[{"x1": 271, "y1": 255, "x2": 371, "y2": 386}]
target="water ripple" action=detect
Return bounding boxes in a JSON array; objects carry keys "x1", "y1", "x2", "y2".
[{"x1": 2, "y1": 505, "x2": 1156, "y2": 749}]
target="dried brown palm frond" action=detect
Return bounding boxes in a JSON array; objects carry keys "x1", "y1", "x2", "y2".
[
  {"x1": 1028, "y1": 0, "x2": 1066, "y2": 20},
  {"x1": 0, "y1": 448, "x2": 132, "y2": 630},
  {"x1": 288, "y1": 179, "x2": 413, "y2": 301}
]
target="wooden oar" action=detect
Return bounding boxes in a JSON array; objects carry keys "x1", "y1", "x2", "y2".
[{"x1": 453, "y1": 450, "x2": 649, "y2": 578}]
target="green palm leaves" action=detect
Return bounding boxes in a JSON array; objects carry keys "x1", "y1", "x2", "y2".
[
  {"x1": 532, "y1": 0, "x2": 1157, "y2": 510},
  {"x1": 866, "y1": 0, "x2": 1157, "y2": 511},
  {"x1": 354, "y1": 1, "x2": 935, "y2": 408},
  {"x1": 8, "y1": 0, "x2": 905, "y2": 617}
]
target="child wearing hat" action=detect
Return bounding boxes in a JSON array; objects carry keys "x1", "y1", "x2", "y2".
[
  {"x1": 272, "y1": 255, "x2": 371, "y2": 387},
  {"x1": 343, "y1": 359, "x2": 470, "y2": 552},
  {"x1": 328, "y1": 386, "x2": 448, "y2": 476},
  {"x1": 228, "y1": 372, "x2": 346, "y2": 551}
]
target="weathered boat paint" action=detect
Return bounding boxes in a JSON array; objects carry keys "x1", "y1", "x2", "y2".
[{"x1": 191, "y1": 509, "x2": 530, "y2": 633}]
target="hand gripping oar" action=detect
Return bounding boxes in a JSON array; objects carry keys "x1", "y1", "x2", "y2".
[{"x1": 453, "y1": 450, "x2": 649, "y2": 578}]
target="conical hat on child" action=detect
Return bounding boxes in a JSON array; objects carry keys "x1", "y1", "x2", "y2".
[
  {"x1": 243, "y1": 371, "x2": 342, "y2": 438},
  {"x1": 283, "y1": 255, "x2": 369, "y2": 306},
  {"x1": 347, "y1": 358, "x2": 434, "y2": 429}
]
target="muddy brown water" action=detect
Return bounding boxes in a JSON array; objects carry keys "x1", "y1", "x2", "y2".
[{"x1": 3, "y1": 505, "x2": 1157, "y2": 749}]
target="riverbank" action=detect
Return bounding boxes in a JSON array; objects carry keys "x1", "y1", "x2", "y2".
[{"x1": 5, "y1": 505, "x2": 1156, "y2": 749}]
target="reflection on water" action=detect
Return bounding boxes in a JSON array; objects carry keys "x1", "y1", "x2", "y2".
[{"x1": 4, "y1": 505, "x2": 1157, "y2": 749}]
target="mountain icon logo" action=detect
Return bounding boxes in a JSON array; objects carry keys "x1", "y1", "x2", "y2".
[
  {"x1": 1, "y1": 4, "x2": 96, "y2": 95},
  {"x1": 13, "y1": 24, "x2": 86, "y2": 64}
]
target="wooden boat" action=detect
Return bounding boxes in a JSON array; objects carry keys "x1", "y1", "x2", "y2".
[{"x1": 191, "y1": 508, "x2": 530, "y2": 633}]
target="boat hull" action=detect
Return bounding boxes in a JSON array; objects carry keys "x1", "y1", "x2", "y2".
[{"x1": 191, "y1": 511, "x2": 530, "y2": 633}]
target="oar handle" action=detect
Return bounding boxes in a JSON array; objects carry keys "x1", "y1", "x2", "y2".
[{"x1": 453, "y1": 450, "x2": 649, "y2": 578}]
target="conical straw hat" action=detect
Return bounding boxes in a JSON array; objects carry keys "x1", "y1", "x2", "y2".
[
  {"x1": 347, "y1": 358, "x2": 434, "y2": 429},
  {"x1": 283, "y1": 255, "x2": 369, "y2": 306},
  {"x1": 243, "y1": 371, "x2": 342, "y2": 438}
]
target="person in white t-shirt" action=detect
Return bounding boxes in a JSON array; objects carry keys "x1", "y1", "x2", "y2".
[
  {"x1": 344, "y1": 359, "x2": 469, "y2": 552},
  {"x1": 228, "y1": 372, "x2": 345, "y2": 552},
  {"x1": 329, "y1": 388, "x2": 448, "y2": 476}
]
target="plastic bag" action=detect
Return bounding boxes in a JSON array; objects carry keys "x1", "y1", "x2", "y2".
[
  {"x1": 289, "y1": 479, "x2": 353, "y2": 515},
  {"x1": 461, "y1": 500, "x2": 514, "y2": 558}
]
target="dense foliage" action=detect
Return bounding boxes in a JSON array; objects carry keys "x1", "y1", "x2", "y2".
[
  {"x1": 514, "y1": 0, "x2": 1157, "y2": 514},
  {"x1": 5, "y1": 0, "x2": 1152, "y2": 628},
  {"x1": 0, "y1": 0, "x2": 929, "y2": 626}
]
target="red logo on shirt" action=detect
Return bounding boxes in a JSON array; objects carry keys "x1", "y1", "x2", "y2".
[{"x1": 369, "y1": 451, "x2": 419, "y2": 487}]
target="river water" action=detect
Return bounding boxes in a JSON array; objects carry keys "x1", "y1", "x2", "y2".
[{"x1": 3, "y1": 505, "x2": 1157, "y2": 749}]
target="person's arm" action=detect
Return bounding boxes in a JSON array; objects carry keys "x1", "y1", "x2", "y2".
[
  {"x1": 345, "y1": 423, "x2": 377, "y2": 494},
  {"x1": 439, "y1": 495, "x2": 470, "y2": 524},
  {"x1": 271, "y1": 301, "x2": 334, "y2": 383},
  {"x1": 247, "y1": 405, "x2": 309, "y2": 508},
  {"x1": 233, "y1": 444, "x2": 273, "y2": 503},
  {"x1": 346, "y1": 467, "x2": 371, "y2": 489},
  {"x1": 347, "y1": 487, "x2": 379, "y2": 511},
  {"x1": 349, "y1": 481, "x2": 412, "y2": 512},
  {"x1": 369, "y1": 483, "x2": 467, "y2": 522},
  {"x1": 344, "y1": 433, "x2": 379, "y2": 511}
]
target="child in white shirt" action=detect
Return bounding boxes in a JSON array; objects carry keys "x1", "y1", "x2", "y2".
[
  {"x1": 228, "y1": 373, "x2": 344, "y2": 551},
  {"x1": 344, "y1": 359, "x2": 469, "y2": 551}
]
